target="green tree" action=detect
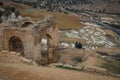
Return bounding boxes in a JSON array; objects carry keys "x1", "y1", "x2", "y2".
[
  {"x1": 0, "y1": 10, "x2": 3, "y2": 18},
  {"x1": 0, "y1": 1, "x2": 3, "y2": 6},
  {"x1": 3, "y1": 5, "x2": 12, "y2": 17},
  {"x1": 15, "y1": 11, "x2": 20, "y2": 18},
  {"x1": 10, "y1": 7, "x2": 16, "y2": 12},
  {"x1": 0, "y1": 10, "x2": 3, "y2": 23}
]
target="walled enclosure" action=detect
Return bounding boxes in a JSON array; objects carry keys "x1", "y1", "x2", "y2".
[{"x1": 0, "y1": 16, "x2": 59, "y2": 64}]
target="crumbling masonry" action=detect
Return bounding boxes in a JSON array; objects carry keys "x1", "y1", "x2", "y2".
[{"x1": 0, "y1": 16, "x2": 59, "y2": 64}]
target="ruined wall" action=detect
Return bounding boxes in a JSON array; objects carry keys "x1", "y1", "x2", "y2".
[
  {"x1": 0, "y1": 16, "x2": 59, "y2": 64},
  {"x1": 0, "y1": 24, "x2": 9, "y2": 51},
  {"x1": 3, "y1": 27, "x2": 35, "y2": 59},
  {"x1": 32, "y1": 23, "x2": 59, "y2": 64},
  {"x1": 47, "y1": 24, "x2": 59, "y2": 63},
  {"x1": 0, "y1": 36, "x2": 2, "y2": 51}
]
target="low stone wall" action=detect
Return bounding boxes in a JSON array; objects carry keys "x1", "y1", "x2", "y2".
[{"x1": 83, "y1": 66, "x2": 108, "y2": 75}]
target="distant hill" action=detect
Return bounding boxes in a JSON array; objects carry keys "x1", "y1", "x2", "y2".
[
  {"x1": 0, "y1": 0, "x2": 83, "y2": 29},
  {"x1": 11, "y1": 0, "x2": 120, "y2": 14}
]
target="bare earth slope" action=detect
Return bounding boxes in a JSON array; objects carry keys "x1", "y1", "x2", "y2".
[
  {"x1": 0, "y1": 52, "x2": 120, "y2": 80},
  {"x1": 0, "y1": 63, "x2": 120, "y2": 80},
  {"x1": 11, "y1": 0, "x2": 120, "y2": 13}
]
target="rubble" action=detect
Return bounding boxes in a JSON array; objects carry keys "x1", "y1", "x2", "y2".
[
  {"x1": 59, "y1": 42, "x2": 75, "y2": 49},
  {"x1": 0, "y1": 12, "x2": 59, "y2": 64},
  {"x1": 79, "y1": 25, "x2": 115, "y2": 47},
  {"x1": 48, "y1": 63, "x2": 63, "y2": 67},
  {"x1": 61, "y1": 22, "x2": 116, "y2": 48},
  {"x1": 21, "y1": 58, "x2": 33, "y2": 65},
  {"x1": 84, "y1": 66, "x2": 108, "y2": 75},
  {"x1": 1, "y1": 50, "x2": 9, "y2": 54}
]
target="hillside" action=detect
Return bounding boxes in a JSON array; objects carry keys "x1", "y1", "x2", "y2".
[
  {"x1": 0, "y1": 50, "x2": 120, "y2": 80},
  {"x1": 0, "y1": 0, "x2": 83, "y2": 29},
  {"x1": 0, "y1": 1, "x2": 120, "y2": 80},
  {"x1": 12, "y1": 0, "x2": 120, "y2": 14},
  {"x1": 20, "y1": 9, "x2": 83, "y2": 29}
]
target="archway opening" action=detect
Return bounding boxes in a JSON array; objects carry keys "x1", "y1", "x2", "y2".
[
  {"x1": 9, "y1": 36, "x2": 24, "y2": 56},
  {"x1": 41, "y1": 34, "x2": 52, "y2": 63},
  {"x1": 41, "y1": 38, "x2": 47, "y2": 58},
  {"x1": 21, "y1": 22, "x2": 33, "y2": 28}
]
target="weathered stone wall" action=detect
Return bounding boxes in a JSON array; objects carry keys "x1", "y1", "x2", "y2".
[
  {"x1": 48, "y1": 24, "x2": 59, "y2": 62},
  {"x1": 3, "y1": 27, "x2": 35, "y2": 59},
  {"x1": 0, "y1": 16, "x2": 59, "y2": 64},
  {"x1": 0, "y1": 36, "x2": 2, "y2": 51},
  {"x1": 0, "y1": 25, "x2": 6, "y2": 51},
  {"x1": 32, "y1": 23, "x2": 59, "y2": 64}
]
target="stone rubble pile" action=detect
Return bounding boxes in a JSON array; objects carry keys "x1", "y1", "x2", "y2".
[
  {"x1": 79, "y1": 25, "x2": 115, "y2": 48},
  {"x1": 59, "y1": 42, "x2": 75, "y2": 49},
  {"x1": 61, "y1": 23, "x2": 116, "y2": 48}
]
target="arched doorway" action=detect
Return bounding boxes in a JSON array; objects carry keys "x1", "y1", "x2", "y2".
[
  {"x1": 9, "y1": 36, "x2": 24, "y2": 56},
  {"x1": 21, "y1": 22, "x2": 33, "y2": 28},
  {"x1": 46, "y1": 34, "x2": 53, "y2": 63},
  {"x1": 41, "y1": 38, "x2": 47, "y2": 58},
  {"x1": 41, "y1": 34, "x2": 53, "y2": 63}
]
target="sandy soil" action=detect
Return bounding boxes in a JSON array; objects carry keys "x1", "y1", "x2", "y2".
[
  {"x1": 1, "y1": 63, "x2": 120, "y2": 80},
  {"x1": 82, "y1": 54, "x2": 103, "y2": 66},
  {"x1": 0, "y1": 52, "x2": 120, "y2": 80}
]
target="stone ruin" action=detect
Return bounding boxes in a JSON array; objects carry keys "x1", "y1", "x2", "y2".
[{"x1": 0, "y1": 15, "x2": 59, "y2": 64}]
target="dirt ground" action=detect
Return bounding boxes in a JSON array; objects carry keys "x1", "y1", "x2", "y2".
[
  {"x1": 0, "y1": 63, "x2": 120, "y2": 80},
  {"x1": 0, "y1": 51, "x2": 120, "y2": 80}
]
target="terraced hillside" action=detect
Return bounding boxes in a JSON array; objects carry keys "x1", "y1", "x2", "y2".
[
  {"x1": 12, "y1": 0, "x2": 120, "y2": 13},
  {"x1": 1, "y1": 0, "x2": 83, "y2": 29}
]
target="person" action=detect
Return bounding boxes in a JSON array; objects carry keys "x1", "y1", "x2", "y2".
[
  {"x1": 78, "y1": 42, "x2": 82, "y2": 49},
  {"x1": 75, "y1": 41, "x2": 78, "y2": 48},
  {"x1": 75, "y1": 41, "x2": 82, "y2": 49}
]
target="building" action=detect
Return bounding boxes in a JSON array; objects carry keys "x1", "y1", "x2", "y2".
[{"x1": 0, "y1": 16, "x2": 59, "y2": 64}]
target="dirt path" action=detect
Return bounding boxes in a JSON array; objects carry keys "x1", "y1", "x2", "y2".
[
  {"x1": 0, "y1": 63, "x2": 120, "y2": 80},
  {"x1": 82, "y1": 55, "x2": 102, "y2": 66},
  {"x1": 0, "y1": 52, "x2": 120, "y2": 80}
]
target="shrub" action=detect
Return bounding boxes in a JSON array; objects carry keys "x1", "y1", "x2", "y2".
[
  {"x1": 10, "y1": 7, "x2": 16, "y2": 12},
  {"x1": 72, "y1": 56, "x2": 82, "y2": 63},
  {"x1": 3, "y1": 5, "x2": 12, "y2": 17},
  {"x1": 0, "y1": 10, "x2": 3, "y2": 18},
  {"x1": 15, "y1": 11, "x2": 20, "y2": 18},
  {"x1": 102, "y1": 59, "x2": 120, "y2": 74},
  {"x1": 0, "y1": 1, "x2": 3, "y2": 6}
]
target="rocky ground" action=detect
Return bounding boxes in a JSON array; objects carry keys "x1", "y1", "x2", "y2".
[
  {"x1": 0, "y1": 1, "x2": 120, "y2": 80},
  {"x1": 59, "y1": 19, "x2": 120, "y2": 50},
  {"x1": 0, "y1": 50, "x2": 119, "y2": 80},
  {"x1": 1, "y1": 63, "x2": 119, "y2": 80},
  {"x1": 0, "y1": 51, "x2": 120, "y2": 80}
]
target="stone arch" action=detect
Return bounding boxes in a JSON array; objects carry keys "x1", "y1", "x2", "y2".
[
  {"x1": 46, "y1": 33, "x2": 52, "y2": 48},
  {"x1": 40, "y1": 33, "x2": 53, "y2": 64},
  {"x1": 40, "y1": 34, "x2": 52, "y2": 57},
  {"x1": 46, "y1": 34, "x2": 52, "y2": 39},
  {"x1": 41, "y1": 38, "x2": 47, "y2": 58},
  {"x1": 21, "y1": 21, "x2": 33, "y2": 28},
  {"x1": 46, "y1": 34, "x2": 53, "y2": 63},
  {"x1": 9, "y1": 36, "x2": 24, "y2": 56}
]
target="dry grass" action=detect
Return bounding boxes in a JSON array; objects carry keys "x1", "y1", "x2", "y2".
[
  {"x1": 2, "y1": 1, "x2": 30, "y2": 10},
  {"x1": 96, "y1": 48, "x2": 120, "y2": 55},
  {"x1": 20, "y1": 9, "x2": 83, "y2": 29},
  {"x1": 102, "y1": 59, "x2": 120, "y2": 74},
  {"x1": 9, "y1": 3, "x2": 30, "y2": 10},
  {"x1": 2, "y1": 0, "x2": 83, "y2": 29},
  {"x1": 105, "y1": 30, "x2": 119, "y2": 40},
  {"x1": 59, "y1": 33, "x2": 86, "y2": 44},
  {"x1": 58, "y1": 48, "x2": 87, "y2": 65},
  {"x1": 0, "y1": 51, "x2": 119, "y2": 80}
]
